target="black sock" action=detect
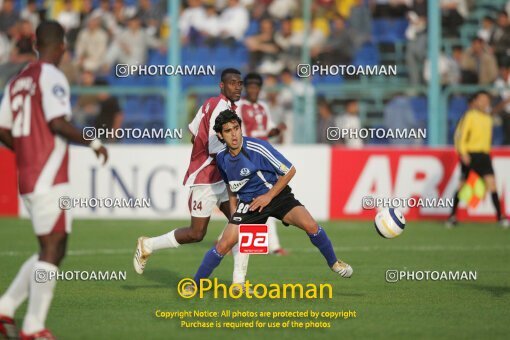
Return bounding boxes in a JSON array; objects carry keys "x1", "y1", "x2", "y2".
[
  {"x1": 450, "y1": 190, "x2": 460, "y2": 218},
  {"x1": 491, "y1": 192, "x2": 502, "y2": 221}
]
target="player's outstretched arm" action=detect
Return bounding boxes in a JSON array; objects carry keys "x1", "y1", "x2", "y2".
[
  {"x1": 48, "y1": 117, "x2": 108, "y2": 164},
  {"x1": 0, "y1": 128, "x2": 14, "y2": 151},
  {"x1": 250, "y1": 166, "x2": 296, "y2": 212}
]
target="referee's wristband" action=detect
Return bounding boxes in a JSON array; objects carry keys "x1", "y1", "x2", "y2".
[{"x1": 89, "y1": 139, "x2": 103, "y2": 151}]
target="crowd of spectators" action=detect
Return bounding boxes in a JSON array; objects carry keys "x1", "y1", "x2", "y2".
[{"x1": 1, "y1": 0, "x2": 510, "y2": 145}]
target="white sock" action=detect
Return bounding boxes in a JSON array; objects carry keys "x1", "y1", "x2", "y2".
[
  {"x1": 22, "y1": 261, "x2": 58, "y2": 334},
  {"x1": 0, "y1": 254, "x2": 38, "y2": 317},
  {"x1": 267, "y1": 218, "x2": 282, "y2": 253},
  {"x1": 143, "y1": 229, "x2": 180, "y2": 253},
  {"x1": 232, "y1": 244, "x2": 250, "y2": 284}
]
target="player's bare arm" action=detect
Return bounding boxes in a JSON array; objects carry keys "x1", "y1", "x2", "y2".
[
  {"x1": 250, "y1": 166, "x2": 296, "y2": 212},
  {"x1": 48, "y1": 117, "x2": 108, "y2": 164},
  {"x1": 0, "y1": 128, "x2": 14, "y2": 151}
]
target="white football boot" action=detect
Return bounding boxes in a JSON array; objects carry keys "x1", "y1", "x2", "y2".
[
  {"x1": 331, "y1": 260, "x2": 353, "y2": 278},
  {"x1": 133, "y1": 237, "x2": 151, "y2": 274}
]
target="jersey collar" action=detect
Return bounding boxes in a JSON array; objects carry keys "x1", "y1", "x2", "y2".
[{"x1": 220, "y1": 93, "x2": 238, "y2": 111}]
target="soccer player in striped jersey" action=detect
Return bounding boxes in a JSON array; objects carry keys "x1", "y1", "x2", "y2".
[
  {"x1": 0, "y1": 22, "x2": 108, "y2": 340},
  {"x1": 192, "y1": 110, "x2": 353, "y2": 285},
  {"x1": 133, "y1": 68, "x2": 251, "y2": 287}
]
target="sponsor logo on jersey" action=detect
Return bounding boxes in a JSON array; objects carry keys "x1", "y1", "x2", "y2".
[{"x1": 229, "y1": 178, "x2": 250, "y2": 192}]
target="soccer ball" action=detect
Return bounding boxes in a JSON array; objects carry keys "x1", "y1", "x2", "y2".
[{"x1": 374, "y1": 208, "x2": 406, "y2": 239}]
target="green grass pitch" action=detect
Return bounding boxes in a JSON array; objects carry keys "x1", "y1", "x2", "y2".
[{"x1": 1, "y1": 218, "x2": 509, "y2": 339}]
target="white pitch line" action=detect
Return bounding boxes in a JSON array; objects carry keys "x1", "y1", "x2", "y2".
[{"x1": 1, "y1": 245, "x2": 509, "y2": 257}]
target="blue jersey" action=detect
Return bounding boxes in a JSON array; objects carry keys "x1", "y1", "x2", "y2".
[{"x1": 216, "y1": 137, "x2": 293, "y2": 202}]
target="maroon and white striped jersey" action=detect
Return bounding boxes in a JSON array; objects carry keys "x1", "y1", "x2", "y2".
[
  {"x1": 0, "y1": 61, "x2": 72, "y2": 195},
  {"x1": 183, "y1": 94, "x2": 237, "y2": 186}
]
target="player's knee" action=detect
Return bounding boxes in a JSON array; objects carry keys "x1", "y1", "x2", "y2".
[
  {"x1": 216, "y1": 240, "x2": 233, "y2": 256},
  {"x1": 189, "y1": 229, "x2": 206, "y2": 242},
  {"x1": 303, "y1": 221, "x2": 319, "y2": 234}
]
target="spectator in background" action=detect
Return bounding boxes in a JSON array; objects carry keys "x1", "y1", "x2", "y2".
[
  {"x1": 112, "y1": 0, "x2": 137, "y2": 29},
  {"x1": 312, "y1": 14, "x2": 352, "y2": 65},
  {"x1": 461, "y1": 37, "x2": 498, "y2": 85},
  {"x1": 493, "y1": 65, "x2": 510, "y2": 145},
  {"x1": 348, "y1": 0, "x2": 372, "y2": 49},
  {"x1": 478, "y1": 16, "x2": 498, "y2": 45},
  {"x1": 105, "y1": 14, "x2": 164, "y2": 68},
  {"x1": 179, "y1": 0, "x2": 206, "y2": 45},
  {"x1": 0, "y1": 0, "x2": 19, "y2": 36},
  {"x1": 73, "y1": 70, "x2": 100, "y2": 126},
  {"x1": 423, "y1": 49, "x2": 460, "y2": 86},
  {"x1": 268, "y1": 0, "x2": 297, "y2": 19},
  {"x1": 0, "y1": 19, "x2": 36, "y2": 87},
  {"x1": 57, "y1": 0, "x2": 80, "y2": 32},
  {"x1": 450, "y1": 45, "x2": 464, "y2": 84},
  {"x1": 440, "y1": 0, "x2": 467, "y2": 37},
  {"x1": 20, "y1": 0, "x2": 40, "y2": 30},
  {"x1": 316, "y1": 97, "x2": 337, "y2": 144},
  {"x1": 405, "y1": 0, "x2": 427, "y2": 87},
  {"x1": 337, "y1": 99, "x2": 363, "y2": 148},
  {"x1": 59, "y1": 50, "x2": 80, "y2": 85},
  {"x1": 218, "y1": 0, "x2": 249, "y2": 45},
  {"x1": 0, "y1": 31, "x2": 10, "y2": 64},
  {"x1": 92, "y1": 0, "x2": 120, "y2": 37},
  {"x1": 245, "y1": 18, "x2": 281, "y2": 73},
  {"x1": 75, "y1": 13, "x2": 109, "y2": 73},
  {"x1": 137, "y1": 0, "x2": 163, "y2": 37},
  {"x1": 274, "y1": 19, "x2": 292, "y2": 68},
  {"x1": 373, "y1": 0, "x2": 409, "y2": 18},
  {"x1": 94, "y1": 79, "x2": 124, "y2": 143},
  {"x1": 383, "y1": 94, "x2": 422, "y2": 145},
  {"x1": 197, "y1": 4, "x2": 221, "y2": 46},
  {"x1": 492, "y1": 11, "x2": 510, "y2": 66}
]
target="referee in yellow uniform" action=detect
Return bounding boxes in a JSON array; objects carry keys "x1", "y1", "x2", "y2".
[{"x1": 447, "y1": 91, "x2": 509, "y2": 227}]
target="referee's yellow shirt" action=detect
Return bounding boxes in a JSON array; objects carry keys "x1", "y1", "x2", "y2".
[{"x1": 454, "y1": 109, "x2": 492, "y2": 155}]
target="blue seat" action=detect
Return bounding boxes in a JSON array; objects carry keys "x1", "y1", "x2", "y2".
[
  {"x1": 372, "y1": 19, "x2": 408, "y2": 43},
  {"x1": 410, "y1": 96, "x2": 428, "y2": 122},
  {"x1": 492, "y1": 125, "x2": 504, "y2": 145},
  {"x1": 354, "y1": 43, "x2": 380, "y2": 66},
  {"x1": 245, "y1": 20, "x2": 260, "y2": 37},
  {"x1": 448, "y1": 95, "x2": 468, "y2": 122}
]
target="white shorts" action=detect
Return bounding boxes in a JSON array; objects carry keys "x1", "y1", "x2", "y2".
[
  {"x1": 22, "y1": 184, "x2": 72, "y2": 236},
  {"x1": 188, "y1": 182, "x2": 229, "y2": 218}
]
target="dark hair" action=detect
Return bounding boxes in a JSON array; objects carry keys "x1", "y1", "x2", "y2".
[
  {"x1": 244, "y1": 72, "x2": 263, "y2": 87},
  {"x1": 221, "y1": 68, "x2": 241, "y2": 82},
  {"x1": 36, "y1": 21, "x2": 65, "y2": 48},
  {"x1": 213, "y1": 109, "x2": 242, "y2": 134},
  {"x1": 468, "y1": 90, "x2": 491, "y2": 103},
  {"x1": 483, "y1": 15, "x2": 495, "y2": 22},
  {"x1": 499, "y1": 10, "x2": 508, "y2": 18}
]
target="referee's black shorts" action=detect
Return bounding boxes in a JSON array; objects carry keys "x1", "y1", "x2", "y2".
[
  {"x1": 460, "y1": 152, "x2": 494, "y2": 180},
  {"x1": 229, "y1": 186, "x2": 303, "y2": 225}
]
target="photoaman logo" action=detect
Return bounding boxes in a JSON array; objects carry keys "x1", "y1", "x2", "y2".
[{"x1": 177, "y1": 278, "x2": 333, "y2": 299}]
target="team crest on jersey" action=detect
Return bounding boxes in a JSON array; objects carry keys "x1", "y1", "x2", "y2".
[
  {"x1": 240, "y1": 168, "x2": 251, "y2": 176},
  {"x1": 279, "y1": 164, "x2": 289, "y2": 173},
  {"x1": 229, "y1": 179, "x2": 250, "y2": 192},
  {"x1": 53, "y1": 85, "x2": 66, "y2": 98}
]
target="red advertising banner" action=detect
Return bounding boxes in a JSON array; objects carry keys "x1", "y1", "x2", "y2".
[
  {"x1": 0, "y1": 148, "x2": 18, "y2": 216},
  {"x1": 330, "y1": 147, "x2": 510, "y2": 221}
]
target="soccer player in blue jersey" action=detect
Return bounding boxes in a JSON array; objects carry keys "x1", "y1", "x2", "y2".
[{"x1": 192, "y1": 110, "x2": 353, "y2": 284}]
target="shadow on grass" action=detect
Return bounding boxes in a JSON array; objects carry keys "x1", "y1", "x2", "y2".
[
  {"x1": 121, "y1": 268, "x2": 182, "y2": 290},
  {"x1": 456, "y1": 283, "x2": 510, "y2": 298}
]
